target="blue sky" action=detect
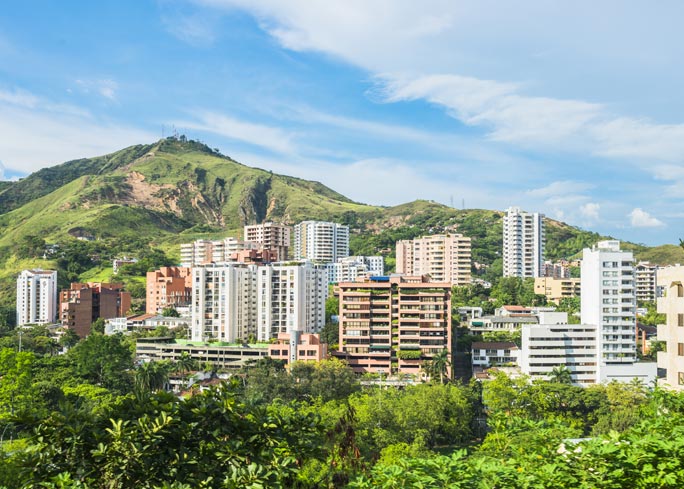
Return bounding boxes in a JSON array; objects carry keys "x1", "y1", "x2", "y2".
[{"x1": 1, "y1": 1, "x2": 684, "y2": 246}]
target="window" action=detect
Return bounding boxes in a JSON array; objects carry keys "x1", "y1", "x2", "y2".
[
  {"x1": 679, "y1": 343, "x2": 684, "y2": 356},
  {"x1": 679, "y1": 314, "x2": 684, "y2": 327},
  {"x1": 678, "y1": 284, "x2": 684, "y2": 298},
  {"x1": 679, "y1": 372, "x2": 684, "y2": 386}
]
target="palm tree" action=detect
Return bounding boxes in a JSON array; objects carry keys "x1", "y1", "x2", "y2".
[
  {"x1": 135, "y1": 361, "x2": 171, "y2": 393},
  {"x1": 547, "y1": 365, "x2": 573, "y2": 384},
  {"x1": 175, "y1": 351, "x2": 197, "y2": 376},
  {"x1": 427, "y1": 349, "x2": 451, "y2": 384}
]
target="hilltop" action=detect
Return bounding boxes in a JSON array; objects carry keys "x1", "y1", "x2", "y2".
[{"x1": 0, "y1": 137, "x2": 682, "y2": 310}]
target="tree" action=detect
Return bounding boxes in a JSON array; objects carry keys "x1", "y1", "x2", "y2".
[
  {"x1": 59, "y1": 328, "x2": 81, "y2": 349},
  {"x1": 68, "y1": 333, "x2": 133, "y2": 393},
  {"x1": 424, "y1": 349, "x2": 451, "y2": 384},
  {"x1": 161, "y1": 307, "x2": 180, "y2": 318},
  {"x1": 0, "y1": 348, "x2": 34, "y2": 418},
  {"x1": 135, "y1": 360, "x2": 172, "y2": 394},
  {"x1": 548, "y1": 365, "x2": 573, "y2": 384}
]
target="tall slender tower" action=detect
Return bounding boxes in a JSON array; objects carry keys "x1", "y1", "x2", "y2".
[
  {"x1": 16, "y1": 269, "x2": 58, "y2": 326},
  {"x1": 502, "y1": 207, "x2": 545, "y2": 278}
]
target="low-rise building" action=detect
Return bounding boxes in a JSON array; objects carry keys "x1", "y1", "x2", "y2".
[
  {"x1": 534, "y1": 277, "x2": 581, "y2": 304},
  {"x1": 471, "y1": 341, "x2": 520, "y2": 371},
  {"x1": 268, "y1": 332, "x2": 327, "y2": 365},
  {"x1": 657, "y1": 265, "x2": 684, "y2": 390},
  {"x1": 136, "y1": 337, "x2": 269, "y2": 369}
]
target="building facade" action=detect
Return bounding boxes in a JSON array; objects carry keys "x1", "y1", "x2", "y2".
[
  {"x1": 268, "y1": 331, "x2": 328, "y2": 365},
  {"x1": 534, "y1": 277, "x2": 581, "y2": 304},
  {"x1": 244, "y1": 222, "x2": 291, "y2": 261},
  {"x1": 146, "y1": 266, "x2": 193, "y2": 315},
  {"x1": 656, "y1": 266, "x2": 684, "y2": 390},
  {"x1": 635, "y1": 261, "x2": 658, "y2": 303},
  {"x1": 180, "y1": 237, "x2": 258, "y2": 267},
  {"x1": 396, "y1": 234, "x2": 472, "y2": 286},
  {"x1": 294, "y1": 221, "x2": 349, "y2": 263},
  {"x1": 581, "y1": 240, "x2": 655, "y2": 383},
  {"x1": 337, "y1": 276, "x2": 451, "y2": 376},
  {"x1": 326, "y1": 256, "x2": 384, "y2": 284},
  {"x1": 502, "y1": 207, "x2": 545, "y2": 278},
  {"x1": 16, "y1": 269, "x2": 58, "y2": 326},
  {"x1": 191, "y1": 262, "x2": 327, "y2": 343},
  {"x1": 60, "y1": 283, "x2": 131, "y2": 338}
]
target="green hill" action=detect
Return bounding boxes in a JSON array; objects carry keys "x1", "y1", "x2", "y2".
[{"x1": 0, "y1": 137, "x2": 679, "y2": 315}]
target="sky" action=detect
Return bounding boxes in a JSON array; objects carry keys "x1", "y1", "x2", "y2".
[{"x1": 1, "y1": 1, "x2": 683, "y2": 246}]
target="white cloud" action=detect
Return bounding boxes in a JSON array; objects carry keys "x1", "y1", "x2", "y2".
[
  {"x1": 163, "y1": 12, "x2": 219, "y2": 46},
  {"x1": 629, "y1": 208, "x2": 665, "y2": 228},
  {"x1": 0, "y1": 89, "x2": 155, "y2": 174},
  {"x1": 180, "y1": 111, "x2": 297, "y2": 154},
  {"x1": 75, "y1": 79, "x2": 119, "y2": 100},
  {"x1": 580, "y1": 202, "x2": 600, "y2": 221},
  {"x1": 526, "y1": 180, "x2": 594, "y2": 198}
]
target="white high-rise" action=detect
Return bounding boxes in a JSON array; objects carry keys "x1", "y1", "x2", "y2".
[
  {"x1": 502, "y1": 207, "x2": 545, "y2": 278},
  {"x1": 191, "y1": 262, "x2": 327, "y2": 343},
  {"x1": 16, "y1": 269, "x2": 58, "y2": 326},
  {"x1": 581, "y1": 240, "x2": 654, "y2": 383},
  {"x1": 326, "y1": 256, "x2": 384, "y2": 284},
  {"x1": 180, "y1": 237, "x2": 258, "y2": 267},
  {"x1": 294, "y1": 221, "x2": 349, "y2": 263}
]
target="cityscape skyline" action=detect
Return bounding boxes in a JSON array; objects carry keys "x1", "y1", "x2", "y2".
[{"x1": 1, "y1": 2, "x2": 684, "y2": 245}]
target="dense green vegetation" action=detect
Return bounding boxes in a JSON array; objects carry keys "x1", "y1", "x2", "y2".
[{"x1": 1, "y1": 322, "x2": 683, "y2": 488}]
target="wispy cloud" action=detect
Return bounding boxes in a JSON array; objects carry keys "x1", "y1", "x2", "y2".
[
  {"x1": 180, "y1": 111, "x2": 297, "y2": 154},
  {"x1": 75, "y1": 79, "x2": 119, "y2": 100},
  {"x1": 629, "y1": 208, "x2": 665, "y2": 228},
  {"x1": 580, "y1": 202, "x2": 600, "y2": 222}
]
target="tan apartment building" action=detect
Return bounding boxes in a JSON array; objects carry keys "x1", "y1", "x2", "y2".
[
  {"x1": 657, "y1": 266, "x2": 684, "y2": 390},
  {"x1": 180, "y1": 237, "x2": 258, "y2": 267},
  {"x1": 244, "y1": 222, "x2": 291, "y2": 261},
  {"x1": 268, "y1": 332, "x2": 328, "y2": 365},
  {"x1": 60, "y1": 283, "x2": 131, "y2": 338},
  {"x1": 337, "y1": 275, "x2": 451, "y2": 377},
  {"x1": 534, "y1": 277, "x2": 581, "y2": 304},
  {"x1": 635, "y1": 261, "x2": 658, "y2": 303},
  {"x1": 396, "y1": 234, "x2": 471, "y2": 286},
  {"x1": 146, "y1": 267, "x2": 193, "y2": 315}
]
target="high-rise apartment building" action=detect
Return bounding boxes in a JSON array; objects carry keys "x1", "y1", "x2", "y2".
[
  {"x1": 656, "y1": 266, "x2": 684, "y2": 390},
  {"x1": 635, "y1": 261, "x2": 658, "y2": 303},
  {"x1": 396, "y1": 234, "x2": 471, "y2": 285},
  {"x1": 60, "y1": 283, "x2": 131, "y2": 338},
  {"x1": 326, "y1": 256, "x2": 384, "y2": 284},
  {"x1": 502, "y1": 207, "x2": 545, "y2": 278},
  {"x1": 337, "y1": 275, "x2": 451, "y2": 377},
  {"x1": 146, "y1": 267, "x2": 193, "y2": 315},
  {"x1": 581, "y1": 240, "x2": 655, "y2": 383},
  {"x1": 244, "y1": 222, "x2": 291, "y2": 261},
  {"x1": 191, "y1": 262, "x2": 327, "y2": 343},
  {"x1": 180, "y1": 237, "x2": 258, "y2": 267},
  {"x1": 16, "y1": 269, "x2": 58, "y2": 326},
  {"x1": 294, "y1": 221, "x2": 349, "y2": 263}
]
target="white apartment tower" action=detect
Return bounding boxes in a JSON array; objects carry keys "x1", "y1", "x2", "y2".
[
  {"x1": 326, "y1": 256, "x2": 384, "y2": 284},
  {"x1": 635, "y1": 261, "x2": 658, "y2": 303},
  {"x1": 180, "y1": 238, "x2": 258, "y2": 267},
  {"x1": 581, "y1": 240, "x2": 654, "y2": 383},
  {"x1": 16, "y1": 269, "x2": 58, "y2": 326},
  {"x1": 191, "y1": 262, "x2": 327, "y2": 343},
  {"x1": 396, "y1": 234, "x2": 472, "y2": 286},
  {"x1": 502, "y1": 207, "x2": 545, "y2": 278},
  {"x1": 294, "y1": 221, "x2": 349, "y2": 263},
  {"x1": 244, "y1": 222, "x2": 291, "y2": 261}
]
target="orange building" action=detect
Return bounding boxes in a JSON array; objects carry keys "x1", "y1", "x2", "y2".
[
  {"x1": 60, "y1": 282, "x2": 131, "y2": 338},
  {"x1": 337, "y1": 275, "x2": 451, "y2": 377},
  {"x1": 268, "y1": 332, "x2": 328, "y2": 365},
  {"x1": 146, "y1": 267, "x2": 192, "y2": 315}
]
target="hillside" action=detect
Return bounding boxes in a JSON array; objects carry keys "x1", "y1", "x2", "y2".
[{"x1": 0, "y1": 137, "x2": 678, "y2": 315}]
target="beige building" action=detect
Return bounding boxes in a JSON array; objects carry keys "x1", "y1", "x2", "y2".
[
  {"x1": 396, "y1": 234, "x2": 471, "y2": 286},
  {"x1": 657, "y1": 266, "x2": 684, "y2": 390},
  {"x1": 268, "y1": 332, "x2": 328, "y2": 365},
  {"x1": 180, "y1": 237, "x2": 258, "y2": 267},
  {"x1": 146, "y1": 267, "x2": 193, "y2": 315},
  {"x1": 635, "y1": 261, "x2": 658, "y2": 303},
  {"x1": 534, "y1": 277, "x2": 581, "y2": 304},
  {"x1": 244, "y1": 222, "x2": 291, "y2": 261},
  {"x1": 337, "y1": 275, "x2": 451, "y2": 377}
]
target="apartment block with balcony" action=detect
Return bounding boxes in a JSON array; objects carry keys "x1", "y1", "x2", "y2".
[
  {"x1": 396, "y1": 234, "x2": 471, "y2": 286},
  {"x1": 180, "y1": 237, "x2": 258, "y2": 267},
  {"x1": 503, "y1": 207, "x2": 545, "y2": 278},
  {"x1": 146, "y1": 266, "x2": 193, "y2": 315},
  {"x1": 534, "y1": 277, "x2": 581, "y2": 304},
  {"x1": 337, "y1": 275, "x2": 451, "y2": 377},
  {"x1": 656, "y1": 265, "x2": 684, "y2": 390},
  {"x1": 294, "y1": 221, "x2": 349, "y2": 263},
  {"x1": 244, "y1": 222, "x2": 291, "y2": 261},
  {"x1": 16, "y1": 269, "x2": 58, "y2": 326},
  {"x1": 581, "y1": 240, "x2": 656, "y2": 383},
  {"x1": 635, "y1": 261, "x2": 659, "y2": 303},
  {"x1": 268, "y1": 331, "x2": 328, "y2": 365},
  {"x1": 60, "y1": 283, "x2": 131, "y2": 338},
  {"x1": 191, "y1": 262, "x2": 327, "y2": 343},
  {"x1": 326, "y1": 256, "x2": 384, "y2": 284}
]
